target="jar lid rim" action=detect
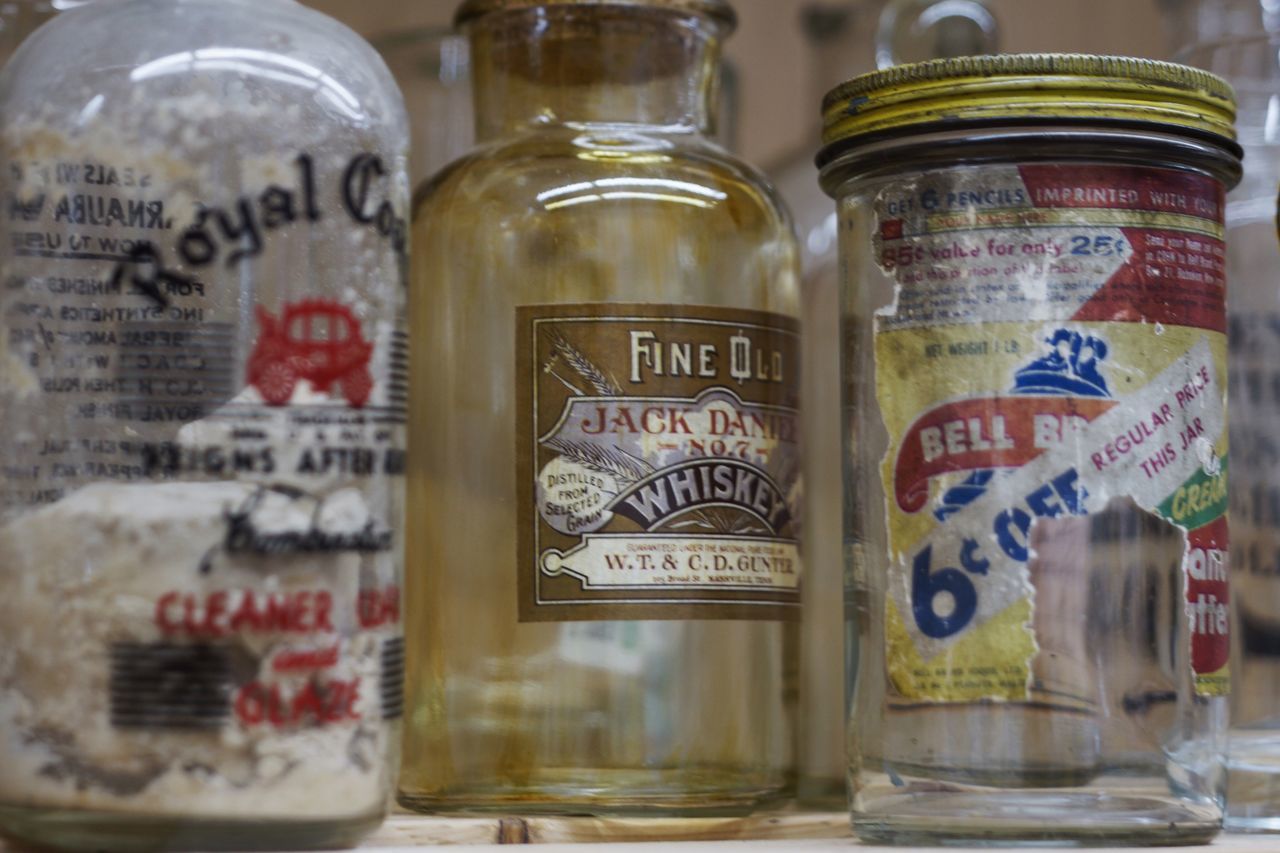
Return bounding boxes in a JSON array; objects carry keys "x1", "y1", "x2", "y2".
[
  {"x1": 821, "y1": 54, "x2": 1238, "y2": 148},
  {"x1": 455, "y1": 0, "x2": 737, "y2": 30}
]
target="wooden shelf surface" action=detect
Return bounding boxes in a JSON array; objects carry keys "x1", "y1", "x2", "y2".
[
  {"x1": 366, "y1": 808, "x2": 849, "y2": 846},
  {"x1": 359, "y1": 810, "x2": 1280, "y2": 850},
  {"x1": 6, "y1": 810, "x2": 1280, "y2": 850}
]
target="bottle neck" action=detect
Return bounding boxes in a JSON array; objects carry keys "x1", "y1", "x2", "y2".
[{"x1": 467, "y1": 6, "x2": 725, "y2": 142}]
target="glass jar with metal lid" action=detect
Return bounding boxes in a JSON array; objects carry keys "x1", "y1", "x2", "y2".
[{"x1": 818, "y1": 55, "x2": 1242, "y2": 845}]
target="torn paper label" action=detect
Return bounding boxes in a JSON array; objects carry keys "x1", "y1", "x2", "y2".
[{"x1": 872, "y1": 163, "x2": 1230, "y2": 703}]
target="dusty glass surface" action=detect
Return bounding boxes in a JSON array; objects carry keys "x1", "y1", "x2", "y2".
[
  {"x1": 0, "y1": 0, "x2": 409, "y2": 848},
  {"x1": 373, "y1": 27, "x2": 475, "y2": 187}
]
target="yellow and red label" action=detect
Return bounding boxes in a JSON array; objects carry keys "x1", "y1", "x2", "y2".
[{"x1": 873, "y1": 164, "x2": 1230, "y2": 704}]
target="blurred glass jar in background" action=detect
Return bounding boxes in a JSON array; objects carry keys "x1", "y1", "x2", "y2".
[
  {"x1": 375, "y1": 28, "x2": 475, "y2": 188},
  {"x1": 875, "y1": 0, "x2": 997, "y2": 69},
  {"x1": 0, "y1": 4, "x2": 44, "y2": 64},
  {"x1": 1173, "y1": 0, "x2": 1280, "y2": 833},
  {"x1": 768, "y1": 0, "x2": 998, "y2": 807},
  {"x1": 0, "y1": 0, "x2": 60, "y2": 65}
]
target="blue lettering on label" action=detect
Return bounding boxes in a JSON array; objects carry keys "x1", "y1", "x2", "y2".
[{"x1": 911, "y1": 467, "x2": 1089, "y2": 639}]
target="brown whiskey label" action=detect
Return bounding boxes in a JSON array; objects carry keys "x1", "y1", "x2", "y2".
[{"x1": 516, "y1": 304, "x2": 802, "y2": 622}]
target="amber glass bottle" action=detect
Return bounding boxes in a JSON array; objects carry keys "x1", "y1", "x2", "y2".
[{"x1": 402, "y1": 0, "x2": 801, "y2": 815}]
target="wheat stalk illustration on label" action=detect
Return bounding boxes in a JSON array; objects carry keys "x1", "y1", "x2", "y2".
[
  {"x1": 540, "y1": 330, "x2": 645, "y2": 495},
  {"x1": 543, "y1": 332, "x2": 623, "y2": 397},
  {"x1": 541, "y1": 437, "x2": 655, "y2": 486}
]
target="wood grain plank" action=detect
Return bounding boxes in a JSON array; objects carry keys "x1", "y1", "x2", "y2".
[{"x1": 358, "y1": 809, "x2": 850, "y2": 846}]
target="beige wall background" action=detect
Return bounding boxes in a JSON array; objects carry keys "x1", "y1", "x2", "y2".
[{"x1": 307, "y1": 0, "x2": 1171, "y2": 166}]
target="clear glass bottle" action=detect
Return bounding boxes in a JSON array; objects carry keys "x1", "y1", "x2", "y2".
[
  {"x1": 0, "y1": 1, "x2": 409, "y2": 849},
  {"x1": 874, "y1": 0, "x2": 997, "y2": 69},
  {"x1": 770, "y1": 0, "x2": 999, "y2": 807},
  {"x1": 820, "y1": 55, "x2": 1240, "y2": 844},
  {"x1": 1176, "y1": 0, "x2": 1280, "y2": 832},
  {"x1": 402, "y1": 0, "x2": 800, "y2": 815}
]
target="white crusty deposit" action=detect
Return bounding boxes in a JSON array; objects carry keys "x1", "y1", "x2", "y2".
[{"x1": 0, "y1": 481, "x2": 395, "y2": 818}]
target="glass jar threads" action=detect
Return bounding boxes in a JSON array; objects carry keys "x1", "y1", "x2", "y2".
[
  {"x1": 401, "y1": 0, "x2": 800, "y2": 816},
  {"x1": 0, "y1": 0, "x2": 409, "y2": 848},
  {"x1": 819, "y1": 55, "x2": 1242, "y2": 844}
]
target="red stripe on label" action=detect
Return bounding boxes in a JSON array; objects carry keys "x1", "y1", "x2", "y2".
[
  {"x1": 1018, "y1": 165, "x2": 1223, "y2": 216},
  {"x1": 1016, "y1": 165, "x2": 1227, "y2": 333},
  {"x1": 894, "y1": 396, "x2": 1117, "y2": 513},
  {"x1": 1187, "y1": 516, "x2": 1230, "y2": 676},
  {"x1": 1072, "y1": 230, "x2": 1226, "y2": 332}
]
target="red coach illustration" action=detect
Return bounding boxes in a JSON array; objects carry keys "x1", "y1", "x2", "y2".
[{"x1": 248, "y1": 300, "x2": 374, "y2": 408}]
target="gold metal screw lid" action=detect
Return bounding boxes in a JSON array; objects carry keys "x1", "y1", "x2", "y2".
[
  {"x1": 821, "y1": 54, "x2": 1237, "y2": 149},
  {"x1": 455, "y1": 0, "x2": 737, "y2": 31}
]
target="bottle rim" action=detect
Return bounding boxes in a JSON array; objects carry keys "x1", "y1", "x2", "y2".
[{"x1": 454, "y1": 0, "x2": 737, "y2": 31}]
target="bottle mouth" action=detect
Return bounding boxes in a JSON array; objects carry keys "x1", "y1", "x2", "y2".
[
  {"x1": 820, "y1": 54, "x2": 1238, "y2": 150},
  {"x1": 454, "y1": 0, "x2": 737, "y2": 33}
]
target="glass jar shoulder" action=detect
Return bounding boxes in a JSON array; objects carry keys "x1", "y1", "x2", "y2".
[
  {"x1": 0, "y1": 0, "x2": 406, "y2": 145},
  {"x1": 414, "y1": 132, "x2": 798, "y2": 312},
  {"x1": 416, "y1": 130, "x2": 795, "y2": 244}
]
